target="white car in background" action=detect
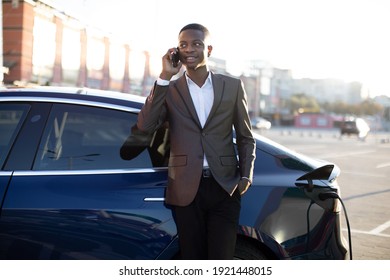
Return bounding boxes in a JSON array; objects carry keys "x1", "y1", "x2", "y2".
[{"x1": 251, "y1": 117, "x2": 272, "y2": 130}]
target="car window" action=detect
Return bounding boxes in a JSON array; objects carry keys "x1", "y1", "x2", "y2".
[
  {"x1": 33, "y1": 104, "x2": 169, "y2": 170},
  {"x1": 0, "y1": 103, "x2": 30, "y2": 168}
]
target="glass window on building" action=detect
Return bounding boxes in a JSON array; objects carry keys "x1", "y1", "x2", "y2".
[
  {"x1": 62, "y1": 27, "x2": 81, "y2": 85},
  {"x1": 109, "y1": 42, "x2": 126, "y2": 91},
  {"x1": 317, "y1": 117, "x2": 329, "y2": 127},
  {"x1": 86, "y1": 35, "x2": 105, "y2": 88},
  {"x1": 32, "y1": 16, "x2": 56, "y2": 84},
  {"x1": 128, "y1": 51, "x2": 146, "y2": 95},
  {"x1": 109, "y1": 42, "x2": 125, "y2": 80}
]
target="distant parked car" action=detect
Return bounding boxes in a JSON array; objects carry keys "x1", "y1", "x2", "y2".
[
  {"x1": 251, "y1": 117, "x2": 271, "y2": 130},
  {"x1": 340, "y1": 117, "x2": 370, "y2": 139},
  {"x1": 0, "y1": 86, "x2": 348, "y2": 260}
]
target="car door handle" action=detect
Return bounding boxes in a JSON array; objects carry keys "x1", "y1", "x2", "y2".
[{"x1": 144, "y1": 197, "x2": 165, "y2": 202}]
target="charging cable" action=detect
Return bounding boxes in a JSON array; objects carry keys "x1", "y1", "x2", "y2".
[{"x1": 319, "y1": 192, "x2": 353, "y2": 260}]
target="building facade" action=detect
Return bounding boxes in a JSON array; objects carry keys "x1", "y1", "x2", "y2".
[{"x1": 2, "y1": 0, "x2": 153, "y2": 96}]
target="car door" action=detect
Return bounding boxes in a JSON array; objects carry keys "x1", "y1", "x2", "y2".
[{"x1": 0, "y1": 101, "x2": 177, "y2": 260}]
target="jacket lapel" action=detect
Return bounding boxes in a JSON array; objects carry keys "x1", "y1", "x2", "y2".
[
  {"x1": 173, "y1": 72, "x2": 225, "y2": 129},
  {"x1": 204, "y1": 72, "x2": 224, "y2": 128},
  {"x1": 173, "y1": 76, "x2": 202, "y2": 128}
]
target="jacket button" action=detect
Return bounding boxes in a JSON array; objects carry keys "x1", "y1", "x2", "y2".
[{"x1": 202, "y1": 132, "x2": 206, "y2": 136}]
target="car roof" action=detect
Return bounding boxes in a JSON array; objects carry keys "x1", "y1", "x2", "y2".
[{"x1": 0, "y1": 86, "x2": 146, "y2": 110}]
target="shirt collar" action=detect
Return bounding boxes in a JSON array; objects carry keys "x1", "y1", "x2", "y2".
[{"x1": 185, "y1": 71, "x2": 212, "y2": 87}]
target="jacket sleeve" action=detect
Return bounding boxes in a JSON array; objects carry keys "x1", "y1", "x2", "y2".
[
  {"x1": 137, "y1": 82, "x2": 169, "y2": 134},
  {"x1": 233, "y1": 79, "x2": 256, "y2": 182}
]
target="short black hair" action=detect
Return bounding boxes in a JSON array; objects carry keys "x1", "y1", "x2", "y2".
[{"x1": 179, "y1": 23, "x2": 210, "y2": 37}]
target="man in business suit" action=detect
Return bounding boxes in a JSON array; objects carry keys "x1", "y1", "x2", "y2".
[{"x1": 136, "y1": 23, "x2": 256, "y2": 259}]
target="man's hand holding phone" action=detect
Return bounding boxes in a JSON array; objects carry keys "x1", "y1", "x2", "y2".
[{"x1": 159, "y1": 47, "x2": 181, "y2": 81}]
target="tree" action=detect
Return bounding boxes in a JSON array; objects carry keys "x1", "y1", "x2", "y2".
[
  {"x1": 286, "y1": 94, "x2": 383, "y2": 116},
  {"x1": 319, "y1": 100, "x2": 383, "y2": 116},
  {"x1": 289, "y1": 93, "x2": 321, "y2": 114}
]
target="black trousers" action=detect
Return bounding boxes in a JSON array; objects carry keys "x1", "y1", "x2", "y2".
[{"x1": 174, "y1": 175, "x2": 241, "y2": 260}]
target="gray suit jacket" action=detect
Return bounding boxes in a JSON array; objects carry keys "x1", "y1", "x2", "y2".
[{"x1": 137, "y1": 72, "x2": 256, "y2": 206}]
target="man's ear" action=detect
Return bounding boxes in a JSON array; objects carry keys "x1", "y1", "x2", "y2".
[{"x1": 207, "y1": 45, "x2": 213, "y2": 57}]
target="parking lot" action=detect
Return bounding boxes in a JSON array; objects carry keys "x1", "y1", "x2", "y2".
[{"x1": 258, "y1": 127, "x2": 390, "y2": 260}]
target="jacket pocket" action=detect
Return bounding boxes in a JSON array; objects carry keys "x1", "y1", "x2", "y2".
[
  {"x1": 220, "y1": 156, "x2": 238, "y2": 166},
  {"x1": 168, "y1": 155, "x2": 188, "y2": 167}
]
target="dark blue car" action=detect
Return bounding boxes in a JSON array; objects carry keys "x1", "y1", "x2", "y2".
[{"x1": 0, "y1": 87, "x2": 348, "y2": 259}]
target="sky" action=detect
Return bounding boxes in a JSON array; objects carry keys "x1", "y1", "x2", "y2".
[{"x1": 49, "y1": 0, "x2": 390, "y2": 98}]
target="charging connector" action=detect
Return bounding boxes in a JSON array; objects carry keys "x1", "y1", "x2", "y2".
[{"x1": 318, "y1": 191, "x2": 340, "y2": 200}]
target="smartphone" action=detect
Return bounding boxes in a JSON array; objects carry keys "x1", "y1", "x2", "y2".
[{"x1": 172, "y1": 48, "x2": 180, "y2": 67}]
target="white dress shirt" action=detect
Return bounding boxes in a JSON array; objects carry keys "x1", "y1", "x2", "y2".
[
  {"x1": 185, "y1": 73, "x2": 214, "y2": 168},
  {"x1": 185, "y1": 73, "x2": 214, "y2": 128}
]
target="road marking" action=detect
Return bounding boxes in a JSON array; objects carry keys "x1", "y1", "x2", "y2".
[
  {"x1": 370, "y1": 220, "x2": 390, "y2": 235},
  {"x1": 343, "y1": 228, "x2": 390, "y2": 238},
  {"x1": 376, "y1": 162, "x2": 390, "y2": 168},
  {"x1": 342, "y1": 220, "x2": 390, "y2": 238}
]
